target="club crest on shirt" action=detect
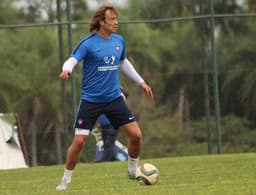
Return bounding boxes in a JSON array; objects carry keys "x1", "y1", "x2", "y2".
[{"x1": 115, "y1": 45, "x2": 120, "y2": 52}]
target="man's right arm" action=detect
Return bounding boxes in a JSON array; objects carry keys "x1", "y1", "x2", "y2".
[{"x1": 59, "y1": 57, "x2": 78, "y2": 80}]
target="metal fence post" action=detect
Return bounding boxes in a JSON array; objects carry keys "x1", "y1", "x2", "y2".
[
  {"x1": 199, "y1": 0, "x2": 212, "y2": 154},
  {"x1": 209, "y1": 0, "x2": 222, "y2": 154},
  {"x1": 66, "y1": 0, "x2": 77, "y2": 120}
]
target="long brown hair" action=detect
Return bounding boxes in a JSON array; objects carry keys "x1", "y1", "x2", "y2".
[{"x1": 89, "y1": 4, "x2": 118, "y2": 32}]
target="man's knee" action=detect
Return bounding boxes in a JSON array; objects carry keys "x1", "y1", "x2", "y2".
[
  {"x1": 72, "y1": 135, "x2": 87, "y2": 150},
  {"x1": 130, "y1": 130, "x2": 142, "y2": 144},
  {"x1": 122, "y1": 122, "x2": 142, "y2": 142}
]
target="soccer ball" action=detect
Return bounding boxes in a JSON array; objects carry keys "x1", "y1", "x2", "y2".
[{"x1": 135, "y1": 163, "x2": 159, "y2": 185}]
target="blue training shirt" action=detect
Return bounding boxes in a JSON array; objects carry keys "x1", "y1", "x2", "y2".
[{"x1": 71, "y1": 32, "x2": 126, "y2": 103}]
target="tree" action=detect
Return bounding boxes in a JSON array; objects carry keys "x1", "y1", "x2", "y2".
[
  {"x1": 0, "y1": 27, "x2": 64, "y2": 165},
  {"x1": 13, "y1": 0, "x2": 88, "y2": 22},
  {"x1": 218, "y1": 23, "x2": 256, "y2": 122},
  {"x1": 131, "y1": 0, "x2": 205, "y2": 128},
  {"x1": 0, "y1": 0, "x2": 22, "y2": 24}
]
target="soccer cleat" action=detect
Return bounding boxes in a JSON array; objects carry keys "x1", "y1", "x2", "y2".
[
  {"x1": 127, "y1": 171, "x2": 136, "y2": 180},
  {"x1": 56, "y1": 178, "x2": 70, "y2": 191}
]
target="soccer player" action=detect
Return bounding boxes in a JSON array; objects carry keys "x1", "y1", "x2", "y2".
[
  {"x1": 94, "y1": 113, "x2": 128, "y2": 162},
  {"x1": 56, "y1": 3, "x2": 153, "y2": 191}
]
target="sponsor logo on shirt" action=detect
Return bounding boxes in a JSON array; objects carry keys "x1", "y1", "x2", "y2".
[
  {"x1": 98, "y1": 65, "x2": 119, "y2": 71},
  {"x1": 104, "y1": 55, "x2": 116, "y2": 65},
  {"x1": 98, "y1": 55, "x2": 118, "y2": 71}
]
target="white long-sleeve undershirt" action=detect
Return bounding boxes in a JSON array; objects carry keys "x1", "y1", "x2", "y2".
[
  {"x1": 62, "y1": 57, "x2": 78, "y2": 72},
  {"x1": 120, "y1": 58, "x2": 144, "y2": 85},
  {"x1": 62, "y1": 57, "x2": 144, "y2": 85}
]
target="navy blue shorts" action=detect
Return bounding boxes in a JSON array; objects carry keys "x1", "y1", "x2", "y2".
[{"x1": 74, "y1": 96, "x2": 136, "y2": 131}]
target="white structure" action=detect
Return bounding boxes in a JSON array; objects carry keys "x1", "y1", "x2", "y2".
[{"x1": 0, "y1": 113, "x2": 28, "y2": 169}]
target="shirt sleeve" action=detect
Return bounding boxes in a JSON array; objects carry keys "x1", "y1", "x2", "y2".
[
  {"x1": 70, "y1": 38, "x2": 89, "y2": 62},
  {"x1": 120, "y1": 36, "x2": 126, "y2": 61},
  {"x1": 120, "y1": 58, "x2": 144, "y2": 85}
]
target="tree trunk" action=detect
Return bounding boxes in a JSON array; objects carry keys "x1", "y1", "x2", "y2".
[
  {"x1": 29, "y1": 96, "x2": 42, "y2": 166},
  {"x1": 175, "y1": 87, "x2": 185, "y2": 130},
  {"x1": 29, "y1": 109, "x2": 37, "y2": 166},
  {"x1": 55, "y1": 127, "x2": 63, "y2": 164}
]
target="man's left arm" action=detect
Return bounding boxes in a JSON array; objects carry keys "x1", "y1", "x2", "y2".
[{"x1": 120, "y1": 58, "x2": 153, "y2": 99}]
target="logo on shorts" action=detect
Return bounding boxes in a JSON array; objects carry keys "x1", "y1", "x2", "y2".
[
  {"x1": 128, "y1": 116, "x2": 135, "y2": 120},
  {"x1": 78, "y1": 119, "x2": 83, "y2": 125}
]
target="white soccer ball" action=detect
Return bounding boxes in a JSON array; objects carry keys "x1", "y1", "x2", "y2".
[{"x1": 135, "y1": 163, "x2": 159, "y2": 185}]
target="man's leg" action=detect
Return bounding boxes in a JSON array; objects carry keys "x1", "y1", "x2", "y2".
[
  {"x1": 121, "y1": 121, "x2": 142, "y2": 179},
  {"x1": 102, "y1": 125, "x2": 118, "y2": 161},
  {"x1": 56, "y1": 135, "x2": 88, "y2": 191}
]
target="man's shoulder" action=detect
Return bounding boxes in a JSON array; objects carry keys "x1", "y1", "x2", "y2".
[
  {"x1": 74, "y1": 33, "x2": 97, "y2": 49},
  {"x1": 112, "y1": 33, "x2": 124, "y2": 41},
  {"x1": 81, "y1": 32, "x2": 97, "y2": 42}
]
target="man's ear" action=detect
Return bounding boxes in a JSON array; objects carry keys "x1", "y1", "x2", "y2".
[{"x1": 100, "y1": 19, "x2": 105, "y2": 26}]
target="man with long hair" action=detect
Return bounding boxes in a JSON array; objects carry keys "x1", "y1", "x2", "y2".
[{"x1": 56, "y1": 3, "x2": 153, "y2": 191}]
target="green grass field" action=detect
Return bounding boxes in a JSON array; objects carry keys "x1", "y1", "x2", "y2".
[{"x1": 0, "y1": 153, "x2": 255, "y2": 195}]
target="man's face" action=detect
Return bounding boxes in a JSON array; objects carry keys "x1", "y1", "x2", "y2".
[{"x1": 101, "y1": 9, "x2": 118, "y2": 34}]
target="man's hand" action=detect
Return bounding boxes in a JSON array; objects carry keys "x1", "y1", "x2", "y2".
[
  {"x1": 140, "y1": 82, "x2": 154, "y2": 100},
  {"x1": 59, "y1": 71, "x2": 71, "y2": 80}
]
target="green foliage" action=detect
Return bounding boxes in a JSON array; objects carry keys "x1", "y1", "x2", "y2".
[
  {"x1": 0, "y1": 27, "x2": 63, "y2": 165},
  {"x1": 193, "y1": 114, "x2": 256, "y2": 153},
  {"x1": 0, "y1": 0, "x2": 22, "y2": 24},
  {"x1": 218, "y1": 20, "x2": 256, "y2": 120}
]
